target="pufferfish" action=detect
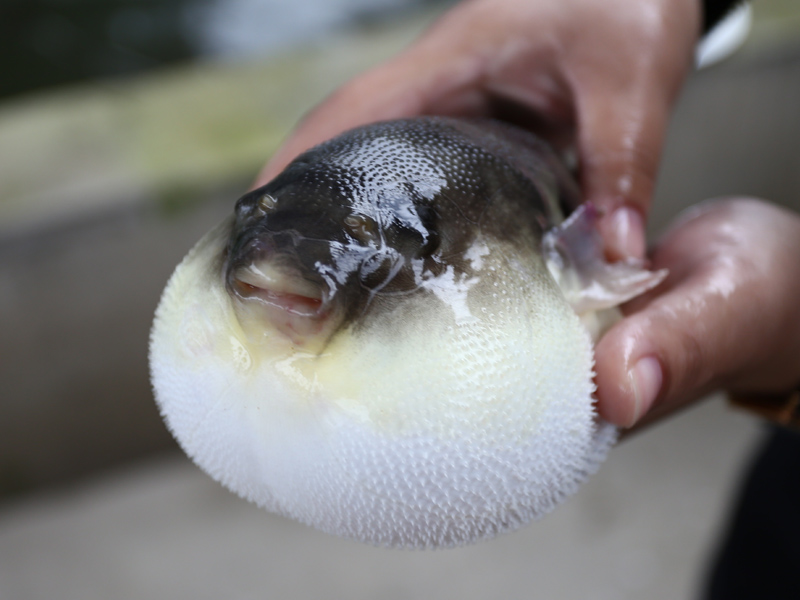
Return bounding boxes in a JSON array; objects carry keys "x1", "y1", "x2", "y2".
[{"x1": 150, "y1": 117, "x2": 665, "y2": 548}]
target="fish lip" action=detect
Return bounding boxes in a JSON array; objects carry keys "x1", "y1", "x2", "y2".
[
  {"x1": 227, "y1": 266, "x2": 340, "y2": 347},
  {"x1": 229, "y1": 269, "x2": 328, "y2": 319},
  {"x1": 225, "y1": 234, "x2": 343, "y2": 346},
  {"x1": 226, "y1": 230, "x2": 329, "y2": 302},
  {"x1": 228, "y1": 244, "x2": 335, "y2": 314}
]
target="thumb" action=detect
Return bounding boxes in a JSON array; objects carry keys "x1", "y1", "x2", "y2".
[{"x1": 594, "y1": 199, "x2": 800, "y2": 428}]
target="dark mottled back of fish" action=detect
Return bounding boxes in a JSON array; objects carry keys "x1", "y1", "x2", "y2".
[{"x1": 225, "y1": 117, "x2": 579, "y2": 329}]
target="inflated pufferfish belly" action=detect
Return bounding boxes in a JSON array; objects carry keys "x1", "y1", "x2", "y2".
[{"x1": 150, "y1": 117, "x2": 664, "y2": 548}]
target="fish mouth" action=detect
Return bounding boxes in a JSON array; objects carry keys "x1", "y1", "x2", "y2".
[{"x1": 228, "y1": 260, "x2": 337, "y2": 347}]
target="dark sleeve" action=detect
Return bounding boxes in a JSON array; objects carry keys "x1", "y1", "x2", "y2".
[{"x1": 702, "y1": 0, "x2": 746, "y2": 34}]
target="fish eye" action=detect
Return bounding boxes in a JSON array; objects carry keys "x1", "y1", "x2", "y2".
[
  {"x1": 235, "y1": 192, "x2": 278, "y2": 221},
  {"x1": 258, "y1": 194, "x2": 278, "y2": 213},
  {"x1": 344, "y1": 215, "x2": 366, "y2": 228},
  {"x1": 344, "y1": 214, "x2": 379, "y2": 243}
]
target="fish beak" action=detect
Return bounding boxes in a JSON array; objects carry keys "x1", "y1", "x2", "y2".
[{"x1": 229, "y1": 260, "x2": 337, "y2": 349}]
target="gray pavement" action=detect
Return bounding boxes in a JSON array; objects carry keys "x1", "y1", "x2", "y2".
[{"x1": 0, "y1": 397, "x2": 763, "y2": 600}]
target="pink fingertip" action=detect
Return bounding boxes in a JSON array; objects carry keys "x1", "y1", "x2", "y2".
[
  {"x1": 627, "y1": 356, "x2": 662, "y2": 426},
  {"x1": 605, "y1": 206, "x2": 646, "y2": 260}
]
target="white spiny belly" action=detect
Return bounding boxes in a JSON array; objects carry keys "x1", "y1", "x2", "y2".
[{"x1": 150, "y1": 222, "x2": 616, "y2": 548}]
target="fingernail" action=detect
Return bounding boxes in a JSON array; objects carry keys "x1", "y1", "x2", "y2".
[
  {"x1": 627, "y1": 356, "x2": 662, "y2": 426},
  {"x1": 606, "y1": 206, "x2": 645, "y2": 260}
]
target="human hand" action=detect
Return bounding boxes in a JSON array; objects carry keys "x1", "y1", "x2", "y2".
[
  {"x1": 595, "y1": 198, "x2": 800, "y2": 428},
  {"x1": 257, "y1": 0, "x2": 701, "y2": 260}
]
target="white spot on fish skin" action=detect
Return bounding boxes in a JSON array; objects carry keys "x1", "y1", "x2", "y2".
[
  {"x1": 314, "y1": 240, "x2": 375, "y2": 290},
  {"x1": 179, "y1": 306, "x2": 215, "y2": 359},
  {"x1": 273, "y1": 351, "x2": 321, "y2": 393},
  {"x1": 463, "y1": 239, "x2": 490, "y2": 271},
  {"x1": 229, "y1": 336, "x2": 252, "y2": 371},
  {"x1": 416, "y1": 262, "x2": 479, "y2": 326}
]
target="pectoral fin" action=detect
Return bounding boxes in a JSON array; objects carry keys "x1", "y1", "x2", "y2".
[{"x1": 543, "y1": 203, "x2": 668, "y2": 316}]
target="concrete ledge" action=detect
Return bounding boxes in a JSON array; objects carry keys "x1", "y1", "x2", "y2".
[{"x1": 0, "y1": 10, "x2": 438, "y2": 239}]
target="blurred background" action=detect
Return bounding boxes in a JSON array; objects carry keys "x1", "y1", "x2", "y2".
[{"x1": 1, "y1": 1, "x2": 799, "y2": 598}]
